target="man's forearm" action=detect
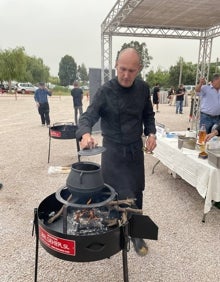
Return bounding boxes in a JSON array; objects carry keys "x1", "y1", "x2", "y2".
[{"x1": 195, "y1": 83, "x2": 202, "y2": 92}]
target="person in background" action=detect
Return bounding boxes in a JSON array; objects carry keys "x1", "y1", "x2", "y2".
[
  {"x1": 71, "y1": 81, "x2": 83, "y2": 125},
  {"x1": 76, "y1": 47, "x2": 157, "y2": 257},
  {"x1": 153, "y1": 83, "x2": 160, "y2": 112},
  {"x1": 195, "y1": 74, "x2": 220, "y2": 133},
  {"x1": 175, "y1": 84, "x2": 185, "y2": 114},
  {"x1": 167, "y1": 86, "x2": 175, "y2": 106},
  {"x1": 34, "y1": 82, "x2": 52, "y2": 127}
]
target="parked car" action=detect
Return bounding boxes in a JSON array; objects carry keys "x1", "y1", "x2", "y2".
[
  {"x1": 15, "y1": 82, "x2": 38, "y2": 94},
  {"x1": 82, "y1": 85, "x2": 89, "y2": 91},
  {"x1": 0, "y1": 84, "x2": 8, "y2": 93},
  {"x1": 184, "y1": 85, "x2": 195, "y2": 95}
]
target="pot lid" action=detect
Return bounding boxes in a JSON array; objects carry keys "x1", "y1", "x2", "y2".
[{"x1": 78, "y1": 146, "x2": 106, "y2": 156}]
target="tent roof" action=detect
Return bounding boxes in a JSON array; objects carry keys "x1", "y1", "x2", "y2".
[
  {"x1": 121, "y1": 0, "x2": 220, "y2": 30},
  {"x1": 103, "y1": 0, "x2": 220, "y2": 37}
]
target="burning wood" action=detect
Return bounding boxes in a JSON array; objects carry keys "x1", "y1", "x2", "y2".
[
  {"x1": 48, "y1": 194, "x2": 72, "y2": 224},
  {"x1": 48, "y1": 194, "x2": 142, "y2": 236},
  {"x1": 107, "y1": 198, "x2": 136, "y2": 206}
]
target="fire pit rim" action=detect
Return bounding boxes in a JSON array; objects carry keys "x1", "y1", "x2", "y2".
[{"x1": 56, "y1": 185, "x2": 117, "y2": 208}]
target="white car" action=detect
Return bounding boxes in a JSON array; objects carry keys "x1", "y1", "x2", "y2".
[
  {"x1": 184, "y1": 85, "x2": 195, "y2": 95},
  {"x1": 15, "y1": 83, "x2": 38, "y2": 94}
]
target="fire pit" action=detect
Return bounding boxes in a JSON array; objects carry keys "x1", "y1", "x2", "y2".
[{"x1": 33, "y1": 161, "x2": 158, "y2": 282}]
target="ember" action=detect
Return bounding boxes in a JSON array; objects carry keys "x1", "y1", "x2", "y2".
[{"x1": 67, "y1": 208, "x2": 111, "y2": 236}]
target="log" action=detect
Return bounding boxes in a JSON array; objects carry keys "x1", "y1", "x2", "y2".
[{"x1": 48, "y1": 194, "x2": 72, "y2": 223}]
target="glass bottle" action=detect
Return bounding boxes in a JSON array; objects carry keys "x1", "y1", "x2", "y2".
[{"x1": 198, "y1": 124, "x2": 206, "y2": 144}]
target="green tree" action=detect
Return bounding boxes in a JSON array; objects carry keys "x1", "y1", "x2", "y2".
[
  {"x1": 49, "y1": 76, "x2": 60, "y2": 85},
  {"x1": 25, "y1": 56, "x2": 50, "y2": 83},
  {"x1": 58, "y1": 55, "x2": 77, "y2": 86},
  {"x1": 117, "y1": 41, "x2": 152, "y2": 76},
  {"x1": 169, "y1": 58, "x2": 197, "y2": 88},
  {"x1": 146, "y1": 68, "x2": 170, "y2": 89},
  {"x1": 78, "y1": 63, "x2": 88, "y2": 83},
  {"x1": 0, "y1": 47, "x2": 26, "y2": 92},
  {"x1": 209, "y1": 62, "x2": 220, "y2": 81}
]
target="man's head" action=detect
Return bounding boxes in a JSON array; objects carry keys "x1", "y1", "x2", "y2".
[
  {"x1": 73, "y1": 81, "x2": 79, "y2": 87},
  {"x1": 39, "y1": 82, "x2": 45, "y2": 88},
  {"x1": 115, "y1": 48, "x2": 142, "y2": 88},
  {"x1": 211, "y1": 73, "x2": 220, "y2": 90}
]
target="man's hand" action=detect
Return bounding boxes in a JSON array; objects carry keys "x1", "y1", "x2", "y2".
[
  {"x1": 195, "y1": 77, "x2": 206, "y2": 92},
  {"x1": 80, "y1": 133, "x2": 98, "y2": 149},
  {"x1": 144, "y1": 134, "x2": 157, "y2": 153},
  {"x1": 205, "y1": 130, "x2": 218, "y2": 142},
  {"x1": 199, "y1": 77, "x2": 206, "y2": 85}
]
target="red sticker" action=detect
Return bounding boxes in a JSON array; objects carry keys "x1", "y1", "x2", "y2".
[
  {"x1": 39, "y1": 226, "x2": 76, "y2": 256},
  {"x1": 50, "y1": 130, "x2": 61, "y2": 137}
]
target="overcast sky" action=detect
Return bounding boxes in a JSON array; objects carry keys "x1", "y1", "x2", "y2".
[{"x1": 1, "y1": 0, "x2": 220, "y2": 77}]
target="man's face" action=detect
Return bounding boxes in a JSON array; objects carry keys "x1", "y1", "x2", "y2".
[
  {"x1": 212, "y1": 77, "x2": 220, "y2": 89},
  {"x1": 115, "y1": 54, "x2": 141, "y2": 88}
]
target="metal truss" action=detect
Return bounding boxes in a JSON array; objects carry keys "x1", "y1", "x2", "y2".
[
  {"x1": 102, "y1": 0, "x2": 143, "y2": 34},
  {"x1": 101, "y1": 34, "x2": 112, "y2": 83},
  {"x1": 190, "y1": 37, "x2": 213, "y2": 131},
  {"x1": 101, "y1": 0, "x2": 220, "y2": 84},
  {"x1": 196, "y1": 37, "x2": 213, "y2": 82}
]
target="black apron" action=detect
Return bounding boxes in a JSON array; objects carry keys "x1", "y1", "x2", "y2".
[{"x1": 101, "y1": 138, "x2": 144, "y2": 209}]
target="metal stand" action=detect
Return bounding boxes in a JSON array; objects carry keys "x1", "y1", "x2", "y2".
[
  {"x1": 202, "y1": 213, "x2": 207, "y2": 223},
  {"x1": 33, "y1": 208, "x2": 39, "y2": 282},
  {"x1": 122, "y1": 225, "x2": 129, "y2": 282},
  {"x1": 152, "y1": 160, "x2": 160, "y2": 174},
  {"x1": 47, "y1": 128, "x2": 80, "y2": 163}
]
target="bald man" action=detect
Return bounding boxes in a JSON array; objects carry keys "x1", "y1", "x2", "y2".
[{"x1": 76, "y1": 48, "x2": 156, "y2": 256}]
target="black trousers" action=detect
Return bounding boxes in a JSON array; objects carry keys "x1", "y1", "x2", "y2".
[
  {"x1": 38, "y1": 102, "x2": 50, "y2": 125},
  {"x1": 74, "y1": 106, "x2": 83, "y2": 125},
  {"x1": 101, "y1": 138, "x2": 145, "y2": 209}
]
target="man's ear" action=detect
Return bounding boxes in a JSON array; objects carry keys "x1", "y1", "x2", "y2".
[{"x1": 139, "y1": 64, "x2": 143, "y2": 72}]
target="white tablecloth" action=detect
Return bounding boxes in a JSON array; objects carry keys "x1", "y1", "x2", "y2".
[{"x1": 153, "y1": 134, "x2": 220, "y2": 214}]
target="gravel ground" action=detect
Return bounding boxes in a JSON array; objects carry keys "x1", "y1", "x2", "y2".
[{"x1": 0, "y1": 94, "x2": 220, "y2": 282}]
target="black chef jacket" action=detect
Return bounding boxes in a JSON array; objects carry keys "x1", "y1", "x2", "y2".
[{"x1": 76, "y1": 77, "x2": 156, "y2": 209}]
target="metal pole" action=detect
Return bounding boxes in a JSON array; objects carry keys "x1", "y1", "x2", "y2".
[
  {"x1": 122, "y1": 225, "x2": 129, "y2": 282},
  {"x1": 215, "y1": 57, "x2": 219, "y2": 73},
  {"x1": 48, "y1": 132, "x2": 51, "y2": 163},
  {"x1": 178, "y1": 57, "x2": 183, "y2": 85},
  {"x1": 32, "y1": 208, "x2": 39, "y2": 282}
]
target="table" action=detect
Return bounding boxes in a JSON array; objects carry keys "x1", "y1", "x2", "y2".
[{"x1": 152, "y1": 133, "x2": 220, "y2": 219}]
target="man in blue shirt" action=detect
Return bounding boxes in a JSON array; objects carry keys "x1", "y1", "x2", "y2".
[
  {"x1": 34, "y1": 82, "x2": 52, "y2": 127},
  {"x1": 196, "y1": 74, "x2": 220, "y2": 133}
]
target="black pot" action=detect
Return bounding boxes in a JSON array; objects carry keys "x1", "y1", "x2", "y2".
[
  {"x1": 37, "y1": 193, "x2": 125, "y2": 262},
  {"x1": 49, "y1": 123, "x2": 77, "y2": 139},
  {"x1": 66, "y1": 162, "x2": 104, "y2": 193}
]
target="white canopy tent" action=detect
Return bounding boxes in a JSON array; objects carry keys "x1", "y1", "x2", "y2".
[{"x1": 101, "y1": 0, "x2": 220, "y2": 83}]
